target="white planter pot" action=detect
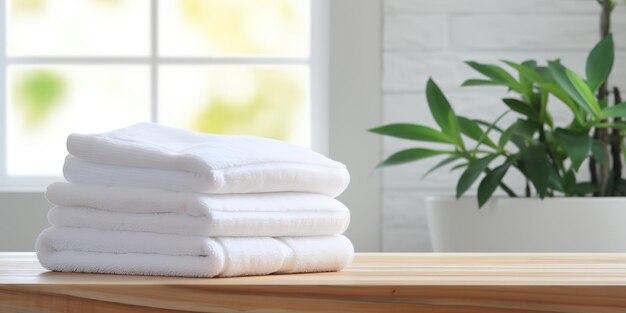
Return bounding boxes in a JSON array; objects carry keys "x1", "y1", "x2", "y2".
[{"x1": 426, "y1": 196, "x2": 626, "y2": 252}]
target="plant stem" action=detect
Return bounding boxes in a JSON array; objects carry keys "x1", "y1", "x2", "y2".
[
  {"x1": 611, "y1": 87, "x2": 623, "y2": 195},
  {"x1": 590, "y1": 130, "x2": 600, "y2": 196},
  {"x1": 499, "y1": 182, "x2": 518, "y2": 197},
  {"x1": 599, "y1": 128, "x2": 611, "y2": 195},
  {"x1": 597, "y1": 0, "x2": 613, "y2": 195},
  {"x1": 601, "y1": 0, "x2": 611, "y2": 37}
]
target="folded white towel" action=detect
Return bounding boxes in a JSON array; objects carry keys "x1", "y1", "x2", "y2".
[
  {"x1": 46, "y1": 182, "x2": 350, "y2": 236},
  {"x1": 65, "y1": 123, "x2": 350, "y2": 196},
  {"x1": 37, "y1": 227, "x2": 354, "y2": 277},
  {"x1": 46, "y1": 182, "x2": 348, "y2": 217},
  {"x1": 48, "y1": 206, "x2": 350, "y2": 237}
]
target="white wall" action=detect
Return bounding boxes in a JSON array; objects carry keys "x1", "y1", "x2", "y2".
[
  {"x1": 381, "y1": 0, "x2": 626, "y2": 251},
  {"x1": 329, "y1": 0, "x2": 382, "y2": 251},
  {"x1": 0, "y1": 192, "x2": 49, "y2": 251}
]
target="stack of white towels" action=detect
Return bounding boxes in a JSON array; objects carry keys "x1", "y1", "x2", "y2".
[{"x1": 37, "y1": 122, "x2": 354, "y2": 277}]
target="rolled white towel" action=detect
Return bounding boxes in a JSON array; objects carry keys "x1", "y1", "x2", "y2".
[
  {"x1": 36, "y1": 227, "x2": 354, "y2": 277},
  {"x1": 65, "y1": 122, "x2": 350, "y2": 196}
]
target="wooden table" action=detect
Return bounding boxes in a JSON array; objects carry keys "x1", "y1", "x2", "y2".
[{"x1": 3, "y1": 253, "x2": 626, "y2": 312}]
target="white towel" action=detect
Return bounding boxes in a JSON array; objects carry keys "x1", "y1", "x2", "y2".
[
  {"x1": 46, "y1": 182, "x2": 348, "y2": 217},
  {"x1": 45, "y1": 182, "x2": 350, "y2": 236},
  {"x1": 36, "y1": 227, "x2": 354, "y2": 277},
  {"x1": 48, "y1": 206, "x2": 350, "y2": 237},
  {"x1": 65, "y1": 123, "x2": 350, "y2": 196}
]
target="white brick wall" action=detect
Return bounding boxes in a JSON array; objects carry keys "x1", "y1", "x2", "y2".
[{"x1": 381, "y1": 0, "x2": 626, "y2": 251}]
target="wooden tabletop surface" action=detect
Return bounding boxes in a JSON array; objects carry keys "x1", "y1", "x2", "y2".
[{"x1": 3, "y1": 252, "x2": 626, "y2": 312}]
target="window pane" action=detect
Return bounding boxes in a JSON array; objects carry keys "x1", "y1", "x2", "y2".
[
  {"x1": 7, "y1": 65, "x2": 151, "y2": 176},
  {"x1": 158, "y1": 0, "x2": 309, "y2": 57},
  {"x1": 158, "y1": 66, "x2": 309, "y2": 146},
  {"x1": 7, "y1": 0, "x2": 150, "y2": 56}
]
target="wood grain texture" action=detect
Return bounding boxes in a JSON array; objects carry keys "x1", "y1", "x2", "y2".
[{"x1": 3, "y1": 253, "x2": 626, "y2": 312}]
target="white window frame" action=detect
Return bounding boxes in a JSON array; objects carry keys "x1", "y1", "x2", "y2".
[{"x1": 0, "y1": 0, "x2": 328, "y2": 190}]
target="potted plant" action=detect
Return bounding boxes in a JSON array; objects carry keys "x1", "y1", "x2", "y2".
[{"x1": 370, "y1": 0, "x2": 626, "y2": 252}]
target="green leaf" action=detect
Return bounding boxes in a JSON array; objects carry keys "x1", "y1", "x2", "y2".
[
  {"x1": 567, "y1": 116, "x2": 587, "y2": 131},
  {"x1": 586, "y1": 34, "x2": 614, "y2": 92},
  {"x1": 461, "y1": 79, "x2": 503, "y2": 87},
  {"x1": 474, "y1": 119, "x2": 504, "y2": 132},
  {"x1": 503, "y1": 60, "x2": 549, "y2": 84},
  {"x1": 553, "y1": 128, "x2": 591, "y2": 171},
  {"x1": 456, "y1": 154, "x2": 498, "y2": 199},
  {"x1": 505, "y1": 119, "x2": 540, "y2": 149},
  {"x1": 519, "y1": 143, "x2": 551, "y2": 197},
  {"x1": 566, "y1": 68, "x2": 602, "y2": 117},
  {"x1": 548, "y1": 60, "x2": 600, "y2": 118},
  {"x1": 536, "y1": 65, "x2": 550, "y2": 77},
  {"x1": 426, "y1": 79, "x2": 462, "y2": 143},
  {"x1": 503, "y1": 60, "x2": 582, "y2": 121},
  {"x1": 562, "y1": 168, "x2": 595, "y2": 195},
  {"x1": 538, "y1": 89, "x2": 548, "y2": 124},
  {"x1": 458, "y1": 117, "x2": 497, "y2": 148},
  {"x1": 595, "y1": 122, "x2": 626, "y2": 130},
  {"x1": 562, "y1": 169, "x2": 576, "y2": 193},
  {"x1": 536, "y1": 81, "x2": 583, "y2": 123},
  {"x1": 546, "y1": 133, "x2": 568, "y2": 165},
  {"x1": 447, "y1": 111, "x2": 464, "y2": 150},
  {"x1": 422, "y1": 155, "x2": 462, "y2": 179},
  {"x1": 502, "y1": 98, "x2": 536, "y2": 119},
  {"x1": 450, "y1": 163, "x2": 468, "y2": 172},
  {"x1": 465, "y1": 61, "x2": 519, "y2": 90},
  {"x1": 368, "y1": 124, "x2": 455, "y2": 144},
  {"x1": 521, "y1": 60, "x2": 537, "y2": 68},
  {"x1": 477, "y1": 160, "x2": 512, "y2": 208},
  {"x1": 600, "y1": 103, "x2": 626, "y2": 119},
  {"x1": 592, "y1": 140, "x2": 607, "y2": 165},
  {"x1": 498, "y1": 124, "x2": 516, "y2": 149},
  {"x1": 513, "y1": 118, "x2": 540, "y2": 138},
  {"x1": 570, "y1": 182, "x2": 598, "y2": 195},
  {"x1": 377, "y1": 148, "x2": 449, "y2": 168},
  {"x1": 547, "y1": 166, "x2": 564, "y2": 192},
  {"x1": 518, "y1": 60, "x2": 536, "y2": 92},
  {"x1": 471, "y1": 111, "x2": 511, "y2": 153},
  {"x1": 600, "y1": 98, "x2": 609, "y2": 109}
]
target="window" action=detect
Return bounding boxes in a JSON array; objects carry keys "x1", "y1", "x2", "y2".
[{"x1": 1, "y1": 0, "x2": 326, "y2": 185}]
